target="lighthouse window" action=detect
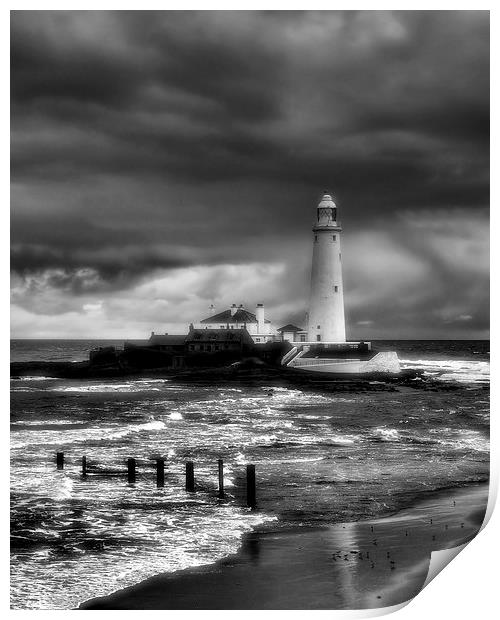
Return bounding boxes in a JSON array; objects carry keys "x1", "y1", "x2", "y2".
[
  {"x1": 334, "y1": 285, "x2": 339, "y2": 292},
  {"x1": 314, "y1": 235, "x2": 318, "y2": 242},
  {"x1": 316, "y1": 335, "x2": 321, "y2": 341},
  {"x1": 332, "y1": 235, "x2": 336, "y2": 241}
]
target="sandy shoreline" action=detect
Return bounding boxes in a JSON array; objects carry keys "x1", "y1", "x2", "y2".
[{"x1": 80, "y1": 481, "x2": 488, "y2": 610}]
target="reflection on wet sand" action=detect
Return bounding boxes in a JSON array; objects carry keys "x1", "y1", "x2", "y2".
[
  {"x1": 82, "y1": 483, "x2": 488, "y2": 609},
  {"x1": 327, "y1": 483, "x2": 488, "y2": 608}
]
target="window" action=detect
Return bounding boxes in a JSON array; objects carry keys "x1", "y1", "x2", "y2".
[
  {"x1": 332, "y1": 235, "x2": 336, "y2": 241},
  {"x1": 339, "y1": 253, "x2": 341, "y2": 261},
  {"x1": 316, "y1": 335, "x2": 321, "y2": 341},
  {"x1": 255, "y1": 338, "x2": 260, "y2": 342},
  {"x1": 317, "y1": 325, "x2": 321, "y2": 329},
  {"x1": 300, "y1": 335, "x2": 306, "y2": 342},
  {"x1": 189, "y1": 345, "x2": 194, "y2": 351},
  {"x1": 334, "y1": 285, "x2": 339, "y2": 292},
  {"x1": 220, "y1": 325, "x2": 225, "y2": 329},
  {"x1": 314, "y1": 235, "x2": 318, "y2": 242}
]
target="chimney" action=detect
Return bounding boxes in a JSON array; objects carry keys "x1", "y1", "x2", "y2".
[
  {"x1": 230, "y1": 304, "x2": 237, "y2": 316},
  {"x1": 256, "y1": 304, "x2": 264, "y2": 334}
]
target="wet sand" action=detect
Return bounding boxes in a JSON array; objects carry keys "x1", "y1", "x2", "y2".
[{"x1": 80, "y1": 482, "x2": 488, "y2": 610}]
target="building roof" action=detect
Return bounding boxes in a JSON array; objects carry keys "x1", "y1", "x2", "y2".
[
  {"x1": 200, "y1": 308, "x2": 270, "y2": 324},
  {"x1": 148, "y1": 334, "x2": 187, "y2": 346},
  {"x1": 277, "y1": 324, "x2": 304, "y2": 332}
]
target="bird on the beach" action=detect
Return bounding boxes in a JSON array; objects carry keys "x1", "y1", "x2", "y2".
[
  {"x1": 371, "y1": 526, "x2": 374, "y2": 532},
  {"x1": 371, "y1": 562, "x2": 375, "y2": 569},
  {"x1": 461, "y1": 523, "x2": 464, "y2": 528},
  {"x1": 445, "y1": 524, "x2": 448, "y2": 530},
  {"x1": 453, "y1": 500, "x2": 456, "y2": 506},
  {"x1": 405, "y1": 530, "x2": 408, "y2": 536},
  {"x1": 373, "y1": 539, "x2": 378, "y2": 546},
  {"x1": 430, "y1": 518, "x2": 433, "y2": 524},
  {"x1": 432, "y1": 535, "x2": 436, "y2": 541},
  {"x1": 386, "y1": 551, "x2": 390, "y2": 558}
]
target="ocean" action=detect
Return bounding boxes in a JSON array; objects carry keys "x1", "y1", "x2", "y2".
[{"x1": 10, "y1": 340, "x2": 490, "y2": 610}]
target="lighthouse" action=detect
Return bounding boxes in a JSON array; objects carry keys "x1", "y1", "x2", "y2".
[
  {"x1": 308, "y1": 192, "x2": 346, "y2": 342},
  {"x1": 281, "y1": 191, "x2": 400, "y2": 374}
]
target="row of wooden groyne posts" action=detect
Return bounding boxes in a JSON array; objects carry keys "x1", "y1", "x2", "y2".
[{"x1": 55, "y1": 452, "x2": 257, "y2": 508}]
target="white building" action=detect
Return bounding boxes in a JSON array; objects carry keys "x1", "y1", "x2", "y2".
[
  {"x1": 307, "y1": 192, "x2": 346, "y2": 342},
  {"x1": 194, "y1": 303, "x2": 279, "y2": 344}
]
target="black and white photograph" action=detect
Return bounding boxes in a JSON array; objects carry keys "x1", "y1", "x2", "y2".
[{"x1": 10, "y1": 8, "x2": 490, "y2": 611}]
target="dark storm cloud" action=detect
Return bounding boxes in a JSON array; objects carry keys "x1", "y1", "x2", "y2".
[{"x1": 10, "y1": 10, "x2": 489, "y2": 337}]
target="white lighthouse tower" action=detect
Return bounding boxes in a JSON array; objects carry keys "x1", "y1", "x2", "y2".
[
  {"x1": 308, "y1": 192, "x2": 346, "y2": 343},
  {"x1": 280, "y1": 191, "x2": 400, "y2": 373}
]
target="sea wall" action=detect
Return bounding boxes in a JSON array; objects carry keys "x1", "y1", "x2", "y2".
[{"x1": 364, "y1": 352, "x2": 401, "y2": 374}]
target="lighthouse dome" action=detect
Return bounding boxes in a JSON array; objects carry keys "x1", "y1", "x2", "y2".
[{"x1": 318, "y1": 193, "x2": 336, "y2": 209}]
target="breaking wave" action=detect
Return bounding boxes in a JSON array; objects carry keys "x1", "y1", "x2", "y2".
[{"x1": 400, "y1": 358, "x2": 489, "y2": 384}]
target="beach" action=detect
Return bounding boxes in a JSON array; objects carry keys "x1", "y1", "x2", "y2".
[{"x1": 81, "y1": 482, "x2": 488, "y2": 609}]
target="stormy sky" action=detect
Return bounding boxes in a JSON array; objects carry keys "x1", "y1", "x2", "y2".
[{"x1": 11, "y1": 10, "x2": 489, "y2": 339}]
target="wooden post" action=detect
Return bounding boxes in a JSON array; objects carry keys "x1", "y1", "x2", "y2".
[
  {"x1": 127, "y1": 458, "x2": 136, "y2": 484},
  {"x1": 246, "y1": 464, "x2": 256, "y2": 508},
  {"x1": 56, "y1": 452, "x2": 64, "y2": 470},
  {"x1": 186, "y1": 461, "x2": 195, "y2": 492},
  {"x1": 218, "y1": 459, "x2": 224, "y2": 499},
  {"x1": 81, "y1": 456, "x2": 87, "y2": 477},
  {"x1": 156, "y1": 459, "x2": 165, "y2": 488}
]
